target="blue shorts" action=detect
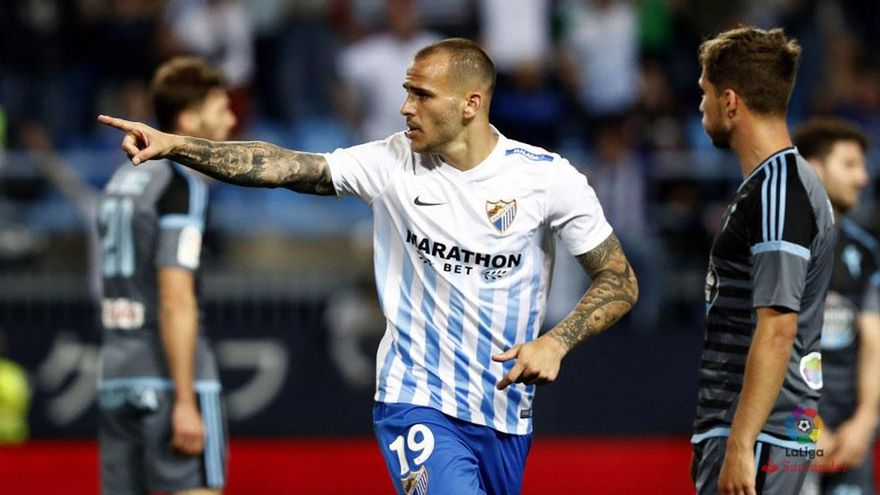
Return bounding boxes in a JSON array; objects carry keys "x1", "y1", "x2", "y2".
[{"x1": 373, "y1": 402, "x2": 531, "y2": 495}]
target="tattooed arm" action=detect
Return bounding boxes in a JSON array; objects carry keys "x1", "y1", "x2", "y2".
[
  {"x1": 171, "y1": 138, "x2": 334, "y2": 195},
  {"x1": 546, "y1": 233, "x2": 639, "y2": 352},
  {"x1": 495, "y1": 233, "x2": 638, "y2": 389},
  {"x1": 97, "y1": 115, "x2": 335, "y2": 195}
]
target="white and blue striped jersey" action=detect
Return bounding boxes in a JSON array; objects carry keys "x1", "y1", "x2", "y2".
[{"x1": 325, "y1": 130, "x2": 612, "y2": 434}]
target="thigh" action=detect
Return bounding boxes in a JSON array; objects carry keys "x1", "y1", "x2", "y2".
[
  {"x1": 374, "y1": 402, "x2": 486, "y2": 495},
  {"x1": 99, "y1": 399, "x2": 148, "y2": 495},
  {"x1": 143, "y1": 389, "x2": 228, "y2": 493},
  {"x1": 693, "y1": 437, "x2": 725, "y2": 495},
  {"x1": 693, "y1": 437, "x2": 814, "y2": 495},
  {"x1": 479, "y1": 430, "x2": 531, "y2": 495},
  {"x1": 755, "y1": 441, "x2": 811, "y2": 495}
]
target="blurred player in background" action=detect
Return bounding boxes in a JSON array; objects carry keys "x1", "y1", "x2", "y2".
[
  {"x1": 98, "y1": 38, "x2": 638, "y2": 494},
  {"x1": 689, "y1": 27, "x2": 836, "y2": 495},
  {"x1": 794, "y1": 118, "x2": 880, "y2": 495},
  {"x1": 97, "y1": 57, "x2": 235, "y2": 495}
]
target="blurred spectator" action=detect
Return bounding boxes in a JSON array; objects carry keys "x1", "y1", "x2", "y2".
[
  {"x1": 0, "y1": 0, "x2": 91, "y2": 143},
  {"x1": 476, "y1": 0, "x2": 560, "y2": 149},
  {"x1": 23, "y1": 123, "x2": 102, "y2": 300},
  {"x1": 586, "y1": 118, "x2": 663, "y2": 329},
  {"x1": 478, "y1": 0, "x2": 551, "y2": 76},
  {"x1": 0, "y1": 331, "x2": 30, "y2": 444},
  {"x1": 559, "y1": 0, "x2": 639, "y2": 121},
  {"x1": 246, "y1": 0, "x2": 342, "y2": 124},
  {"x1": 82, "y1": 0, "x2": 169, "y2": 142},
  {"x1": 336, "y1": 0, "x2": 440, "y2": 141},
  {"x1": 414, "y1": 0, "x2": 476, "y2": 37},
  {"x1": 489, "y1": 61, "x2": 566, "y2": 152},
  {"x1": 166, "y1": 0, "x2": 256, "y2": 131},
  {"x1": 588, "y1": 118, "x2": 646, "y2": 237},
  {"x1": 630, "y1": 60, "x2": 685, "y2": 152}
]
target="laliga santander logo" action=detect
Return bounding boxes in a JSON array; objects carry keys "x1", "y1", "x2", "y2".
[{"x1": 786, "y1": 406, "x2": 823, "y2": 444}]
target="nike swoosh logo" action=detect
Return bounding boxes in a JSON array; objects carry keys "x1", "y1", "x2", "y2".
[{"x1": 414, "y1": 196, "x2": 446, "y2": 206}]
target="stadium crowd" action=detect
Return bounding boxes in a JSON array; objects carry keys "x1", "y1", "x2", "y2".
[{"x1": 1, "y1": 0, "x2": 879, "y2": 321}]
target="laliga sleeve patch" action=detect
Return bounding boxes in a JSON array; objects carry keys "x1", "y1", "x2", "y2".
[
  {"x1": 799, "y1": 351, "x2": 822, "y2": 390},
  {"x1": 177, "y1": 226, "x2": 202, "y2": 269}
]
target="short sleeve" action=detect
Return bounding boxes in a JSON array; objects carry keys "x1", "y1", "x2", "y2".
[
  {"x1": 750, "y1": 162, "x2": 816, "y2": 311},
  {"x1": 155, "y1": 168, "x2": 207, "y2": 271},
  {"x1": 547, "y1": 159, "x2": 613, "y2": 256},
  {"x1": 324, "y1": 134, "x2": 407, "y2": 203}
]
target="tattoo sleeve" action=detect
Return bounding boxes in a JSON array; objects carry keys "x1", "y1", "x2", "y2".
[
  {"x1": 547, "y1": 233, "x2": 639, "y2": 352},
  {"x1": 170, "y1": 138, "x2": 335, "y2": 195}
]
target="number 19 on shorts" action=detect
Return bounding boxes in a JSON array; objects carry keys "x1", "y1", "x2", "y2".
[{"x1": 388, "y1": 424, "x2": 435, "y2": 475}]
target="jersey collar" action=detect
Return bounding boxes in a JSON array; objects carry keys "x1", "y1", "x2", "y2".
[{"x1": 737, "y1": 146, "x2": 797, "y2": 193}]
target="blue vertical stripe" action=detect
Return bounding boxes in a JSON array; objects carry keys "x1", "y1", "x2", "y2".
[
  {"x1": 377, "y1": 332, "x2": 396, "y2": 402},
  {"x1": 768, "y1": 160, "x2": 778, "y2": 241},
  {"x1": 200, "y1": 390, "x2": 224, "y2": 488},
  {"x1": 502, "y1": 278, "x2": 524, "y2": 433},
  {"x1": 761, "y1": 168, "x2": 769, "y2": 242},
  {"x1": 420, "y1": 265, "x2": 443, "y2": 409},
  {"x1": 214, "y1": 392, "x2": 226, "y2": 487},
  {"x1": 211, "y1": 392, "x2": 223, "y2": 487},
  {"x1": 373, "y1": 212, "x2": 391, "y2": 309},
  {"x1": 517, "y1": 248, "x2": 546, "y2": 429},
  {"x1": 778, "y1": 157, "x2": 787, "y2": 240},
  {"x1": 198, "y1": 393, "x2": 212, "y2": 484},
  {"x1": 395, "y1": 253, "x2": 419, "y2": 404},
  {"x1": 209, "y1": 392, "x2": 218, "y2": 486},
  {"x1": 477, "y1": 288, "x2": 497, "y2": 425},
  {"x1": 446, "y1": 285, "x2": 471, "y2": 421},
  {"x1": 173, "y1": 163, "x2": 208, "y2": 223}
]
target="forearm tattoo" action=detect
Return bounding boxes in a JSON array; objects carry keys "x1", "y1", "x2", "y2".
[
  {"x1": 171, "y1": 138, "x2": 335, "y2": 195},
  {"x1": 548, "y1": 233, "x2": 639, "y2": 352}
]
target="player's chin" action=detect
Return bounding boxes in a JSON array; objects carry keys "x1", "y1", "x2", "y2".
[{"x1": 409, "y1": 138, "x2": 431, "y2": 153}]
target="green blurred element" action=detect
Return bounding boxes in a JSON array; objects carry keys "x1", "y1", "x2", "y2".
[
  {"x1": 640, "y1": 0, "x2": 673, "y2": 55},
  {"x1": 0, "y1": 359, "x2": 30, "y2": 444}
]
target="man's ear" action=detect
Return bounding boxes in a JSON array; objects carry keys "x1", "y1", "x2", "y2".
[
  {"x1": 463, "y1": 92, "x2": 483, "y2": 119},
  {"x1": 722, "y1": 89, "x2": 739, "y2": 120}
]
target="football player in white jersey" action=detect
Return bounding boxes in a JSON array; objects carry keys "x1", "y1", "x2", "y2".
[{"x1": 98, "y1": 38, "x2": 638, "y2": 495}]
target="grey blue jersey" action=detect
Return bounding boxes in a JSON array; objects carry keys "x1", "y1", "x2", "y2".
[
  {"x1": 820, "y1": 218, "x2": 880, "y2": 427},
  {"x1": 97, "y1": 160, "x2": 219, "y2": 386},
  {"x1": 692, "y1": 147, "x2": 836, "y2": 446}
]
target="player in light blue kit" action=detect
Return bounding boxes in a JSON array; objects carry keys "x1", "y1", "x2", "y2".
[{"x1": 98, "y1": 38, "x2": 638, "y2": 494}]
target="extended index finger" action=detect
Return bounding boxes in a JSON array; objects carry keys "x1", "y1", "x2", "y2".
[
  {"x1": 97, "y1": 114, "x2": 138, "y2": 133},
  {"x1": 497, "y1": 362, "x2": 524, "y2": 390}
]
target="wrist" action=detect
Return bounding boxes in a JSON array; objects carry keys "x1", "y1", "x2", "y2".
[
  {"x1": 545, "y1": 333, "x2": 571, "y2": 357},
  {"x1": 726, "y1": 431, "x2": 756, "y2": 454},
  {"x1": 170, "y1": 134, "x2": 187, "y2": 156},
  {"x1": 174, "y1": 390, "x2": 197, "y2": 407}
]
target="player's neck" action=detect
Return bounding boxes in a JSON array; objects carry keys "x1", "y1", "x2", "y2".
[
  {"x1": 731, "y1": 117, "x2": 792, "y2": 179},
  {"x1": 439, "y1": 123, "x2": 498, "y2": 172}
]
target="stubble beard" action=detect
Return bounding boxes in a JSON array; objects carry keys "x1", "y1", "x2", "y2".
[{"x1": 705, "y1": 123, "x2": 732, "y2": 150}]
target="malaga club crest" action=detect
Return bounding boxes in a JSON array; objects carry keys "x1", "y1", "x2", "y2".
[
  {"x1": 401, "y1": 465, "x2": 429, "y2": 495},
  {"x1": 486, "y1": 199, "x2": 517, "y2": 233}
]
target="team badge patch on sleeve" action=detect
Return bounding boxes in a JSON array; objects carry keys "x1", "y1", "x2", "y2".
[
  {"x1": 486, "y1": 199, "x2": 517, "y2": 233},
  {"x1": 177, "y1": 226, "x2": 203, "y2": 269},
  {"x1": 401, "y1": 465, "x2": 429, "y2": 495}
]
